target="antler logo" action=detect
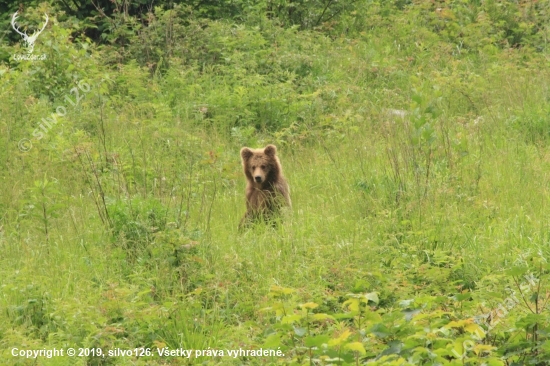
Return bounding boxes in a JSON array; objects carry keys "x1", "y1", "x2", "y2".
[{"x1": 11, "y1": 12, "x2": 49, "y2": 54}]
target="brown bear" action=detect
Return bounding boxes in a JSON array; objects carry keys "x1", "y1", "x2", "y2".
[{"x1": 239, "y1": 144, "x2": 291, "y2": 228}]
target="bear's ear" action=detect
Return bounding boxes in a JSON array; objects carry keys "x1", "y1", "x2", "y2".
[
  {"x1": 241, "y1": 147, "x2": 254, "y2": 161},
  {"x1": 264, "y1": 144, "x2": 277, "y2": 157}
]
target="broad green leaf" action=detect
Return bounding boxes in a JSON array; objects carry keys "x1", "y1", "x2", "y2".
[
  {"x1": 343, "y1": 298, "x2": 360, "y2": 313},
  {"x1": 365, "y1": 292, "x2": 379, "y2": 305},
  {"x1": 300, "y1": 302, "x2": 319, "y2": 310},
  {"x1": 281, "y1": 314, "x2": 302, "y2": 324},
  {"x1": 293, "y1": 326, "x2": 307, "y2": 337},
  {"x1": 263, "y1": 333, "x2": 281, "y2": 348},
  {"x1": 369, "y1": 323, "x2": 391, "y2": 338},
  {"x1": 304, "y1": 335, "x2": 330, "y2": 348},
  {"x1": 328, "y1": 330, "x2": 352, "y2": 346},
  {"x1": 344, "y1": 342, "x2": 366, "y2": 355},
  {"x1": 311, "y1": 313, "x2": 335, "y2": 321}
]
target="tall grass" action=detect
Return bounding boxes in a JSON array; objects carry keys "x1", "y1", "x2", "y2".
[{"x1": 3, "y1": 3, "x2": 550, "y2": 364}]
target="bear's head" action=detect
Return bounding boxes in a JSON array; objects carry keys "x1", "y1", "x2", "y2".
[{"x1": 240, "y1": 144, "x2": 280, "y2": 185}]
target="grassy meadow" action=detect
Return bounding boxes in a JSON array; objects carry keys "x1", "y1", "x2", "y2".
[{"x1": 3, "y1": 1, "x2": 550, "y2": 364}]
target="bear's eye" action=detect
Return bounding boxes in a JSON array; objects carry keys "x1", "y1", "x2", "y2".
[
  {"x1": 261, "y1": 165, "x2": 266, "y2": 169},
  {"x1": 252, "y1": 166, "x2": 256, "y2": 169}
]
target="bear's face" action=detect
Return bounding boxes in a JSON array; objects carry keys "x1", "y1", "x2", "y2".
[{"x1": 241, "y1": 145, "x2": 278, "y2": 185}]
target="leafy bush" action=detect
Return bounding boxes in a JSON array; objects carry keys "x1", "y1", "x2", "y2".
[{"x1": 108, "y1": 197, "x2": 168, "y2": 250}]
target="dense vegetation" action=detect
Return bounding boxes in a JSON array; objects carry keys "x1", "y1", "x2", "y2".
[{"x1": 3, "y1": 0, "x2": 550, "y2": 364}]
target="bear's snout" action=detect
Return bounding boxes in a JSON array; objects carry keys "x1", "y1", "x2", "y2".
[{"x1": 254, "y1": 176, "x2": 263, "y2": 183}]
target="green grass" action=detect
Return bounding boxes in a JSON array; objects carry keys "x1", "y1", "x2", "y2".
[{"x1": 3, "y1": 2, "x2": 550, "y2": 365}]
